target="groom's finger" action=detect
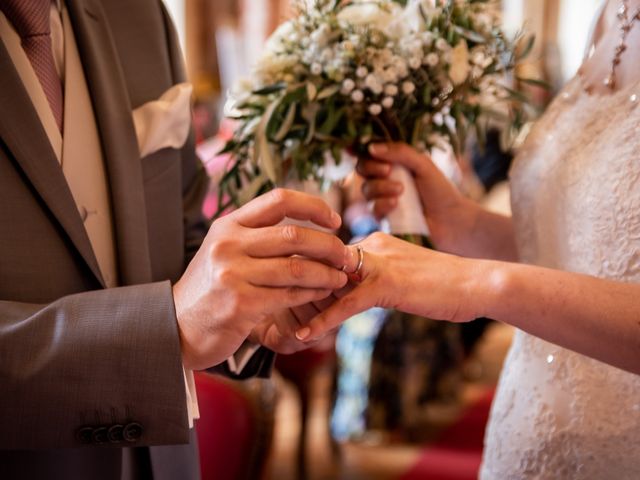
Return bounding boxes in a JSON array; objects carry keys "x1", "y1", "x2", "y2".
[
  {"x1": 234, "y1": 189, "x2": 342, "y2": 230},
  {"x1": 295, "y1": 288, "x2": 371, "y2": 342}
]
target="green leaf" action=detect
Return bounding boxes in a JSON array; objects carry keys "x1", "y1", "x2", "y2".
[
  {"x1": 516, "y1": 76, "x2": 552, "y2": 90},
  {"x1": 273, "y1": 103, "x2": 297, "y2": 142},
  {"x1": 252, "y1": 82, "x2": 287, "y2": 95},
  {"x1": 317, "y1": 84, "x2": 341, "y2": 101},
  {"x1": 453, "y1": 25, "x2": 486, "y2": 44},
  {"x1": 238, "y1": 171, "x2": 270, "y2": 206},
  {"x1": 302, "y1": 103, "x2": 320, "y2": 145},
  {"x1": 318, "y1": 106, "x2": 346, "y2": 135},
  {"x1": 517, "y1": 34, "x2": 535, "y2": 61},
  {"x1": 502, "y1": 86, "x2": 530, "y2": 104},
  {"x1": 306, "y1": 82, "x2": 318, "y2": 101},
  {"x1": 254, "y1": 100, "x2": 280, "y2": 183}
]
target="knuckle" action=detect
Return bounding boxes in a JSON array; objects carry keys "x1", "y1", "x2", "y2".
[
  {"x1": 368, "y1": 231, "x2": 387, "y2": 246},
  {"x1": 282, "y1": 224, "x2": 303, "y2": 245},
  {"x1": 288, "y1": 257, "x2": 305, "y2": 279},
  {"x1": 209, "y1": 237, "x2": 234, "y2": 259},
  {"x1": 286, "y1": 287, "x2": 303, "y2": 302},
  {"x1": 214, "y1": 265, "x2": 236, "y2": 287},
  {"x1": 269, "y1": 188, "x2": 289, "y2": 206}
]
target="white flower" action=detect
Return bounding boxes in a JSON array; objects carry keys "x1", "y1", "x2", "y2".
[
  {"x1": 436, "y1": 38, "x2": 449, "y2": 51},
  {"x1": 356, "y1": 66, "x2": 368, "y2": 78},
  {"x1": 265, "y1": 20, "x2": 295, "y2": 52},
  {"x1": 444, "y1": 114, "x2": 456, "y2": 133},
  {"x1": 368, "y1": 103, "x2": 382, "y2": 115},
  {"x1": 311, "y1": 63, "x2": 323, "y2": 76},
  {"x1": 365, "y1": 74, "x2": 383, "y2": 95},
  {"x1": 381, "y1": 68, "x2": 398, "y2": 84},
  {"x1": 402, "y1": 81, "x2": 416, "y2": 95},
  {"x1": 320, "y1": 48, "x2": 334, "y2": 62},
  {"x1": 394, "y1": 58, "x2": 409, "y2": 78},
  {"x1": 342, "y1": 40, "x2": 355, "y2": 51},
  {"x1": 310, "y1": 24, "x2": 331, "y2": 48},
  {"x1": 433, "y1": 112, "x2": 444, "y2": 126},
  {"x1": 449, "y1": 40, "x2": 470, "y2": 85},
  {"x1": 382, "y1": 96, "x2": 394, "y2": 108},
  {"x1": 425, "y1": 52, "x2": 439, "y2": 67},
  {"x1": 351, "y1": 89, "x2": 364, "y2": 103},
  {"x1": 409, "y1": 57, "x2": 422, "y2": 70},
  {"x1": 337, "y1": 2, "x2": 398, "y2": 30},
  {"x1": 384, "y1": 84, "x2": 398, "y2": 96},
  {"x1": 341, "y1": 78, "x2": 356, "y2": 95},
  {"x1": 420, "y1": 31, "x2": 435, "y2": 46}
]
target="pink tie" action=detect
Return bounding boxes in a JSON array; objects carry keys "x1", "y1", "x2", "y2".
[{"x1": 2, "y1": 0, "x2": 64, "y2": 132}]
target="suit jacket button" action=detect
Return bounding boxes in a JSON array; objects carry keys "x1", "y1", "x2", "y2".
[
  {"x1": 92, "y1": 426, "x2": 108, "y2": 444},
  {"x1": 107, "y1": 424, "x2": 124, "y2": 443},
  {"x1": 76, "y1": 427, "x2": 93, "y2": 444},
  {"x1": 123, "y1": 422, "x2": 143, "y2": 442}
]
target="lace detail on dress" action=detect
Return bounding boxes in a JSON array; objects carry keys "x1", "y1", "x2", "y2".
[{"x1": 480, "y1": 76, "x2": 640, "y2": 479}]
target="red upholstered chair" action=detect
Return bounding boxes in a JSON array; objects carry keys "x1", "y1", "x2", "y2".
[
  {"x1": 399, "y1": 389, "x2": 495, "y2": 480},
  {"x1": 194, "y1": 372, "x2": 274, "y2": 480}
]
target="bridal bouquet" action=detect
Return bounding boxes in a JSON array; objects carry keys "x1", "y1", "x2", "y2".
[{"x1": 215, "y1": 0, "x2": 533, "y2": 224}]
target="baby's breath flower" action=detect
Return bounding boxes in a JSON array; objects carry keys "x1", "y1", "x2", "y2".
[
  {"x1": 433, "y1": 112, "x2": 444, "y2": 126},
  {"x1": 409, "y1": 57, "x2": 422, "y2": 69},
  {"x1": 402, "y1": 81, "x2": 416, "y2": 95},
  {"x1": 384, "y1": 84, "x2": 398, "y2": 96},
  {"x1": 341, "y1": 78, "x2": 356, "y2": 95},
  {"x1": 368, "y1": 103, "x2": 382, "y2": 115},
  {"x1": 351, "y1": 89, "x2": 364, "y2": 103},
  {"x1": 425, "y1": 52, "x2": 439, "y2": 67},
  {"x1": 311, "y1": 63, "x2": 323, "y2": 75},
  {"x1": 356, "y1": 66, "x2": 369, "y2": 78},
  {"x1": 382, "y1": 96, "x2": 394, "y2": 108},
  {"x1": 365, "y1": 74, "x2": 383, "y2": 94},
  {"x1": 435, "y1": 38, "x2": 449, "y2": 51}
]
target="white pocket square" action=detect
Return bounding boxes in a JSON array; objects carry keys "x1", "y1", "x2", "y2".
[{"x1": 132, "y1": 82, "x2": 193, "y2": 157}]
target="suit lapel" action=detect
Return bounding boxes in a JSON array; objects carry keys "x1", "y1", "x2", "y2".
[
  {"x1": 0, "y1": 39, "x2": 105, "y2": 287},
  {"x1": 65, "y1": 0, "x2": 153, "y2": 286}
]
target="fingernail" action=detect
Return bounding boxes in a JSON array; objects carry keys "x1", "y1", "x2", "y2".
[
  {"x1": 331, "y1": 211, "x2": 342, "y2": 226},
  {"x1": 295, "y1": 327, "x2": 311, "y2": 341},
  {"x1": 369, "y1": 143, "x2": 388, "y2": 155}
]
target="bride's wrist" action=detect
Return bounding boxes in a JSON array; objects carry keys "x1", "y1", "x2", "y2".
[{"x1": 471, "y1": 259, "x2": 515, "y2": 321}]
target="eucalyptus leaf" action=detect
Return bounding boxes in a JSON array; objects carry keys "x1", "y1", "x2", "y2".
[
  {"x1": 238, "y1": 172, "x2": 270, "y2": 206},
  {"x1": 254, "y1": 100, "x2": 280, "y2": 182},
  {"x1": 317, "y1": 84, "x2": 341, "y2": 100},
  {"x1": 306, "y1": 82, "x2": 318, "y2": 101},
  {"x1": 274, "y1": 103, "x2": 297, "y2": 142},
  {"x1": 252, "y1": 82, "x2": 287, "y2": 95}
]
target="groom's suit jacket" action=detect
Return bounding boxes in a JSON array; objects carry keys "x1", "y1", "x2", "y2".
[{"x1": 0, "y1": 0, "x2": 271, "y2": 478}]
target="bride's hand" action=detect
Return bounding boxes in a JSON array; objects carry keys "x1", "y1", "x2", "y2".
[
  {"x1": 296, "y1": 232, "x2": 490, "y2": 342},
  {"x1": 358, "y1": 142, "x2": 479, "y2": 254}
]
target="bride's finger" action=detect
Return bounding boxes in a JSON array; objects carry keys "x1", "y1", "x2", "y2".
[
  {"x1": 356, "y1": 158, "x2": 392, "y2": 178},
  {"x1": 362, "y1": 179, "x2": 404, "y2": 200},
  {"x1": 371, "y1": 198, "x2": 398, "y2": 219},
  {"x1": 295, "y1": 288, "x2": 372, "y2": 342}
]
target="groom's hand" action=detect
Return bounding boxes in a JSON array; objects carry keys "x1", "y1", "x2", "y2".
[{"x1": 173, "y1": 189, "x2": 351, "y2": 370}]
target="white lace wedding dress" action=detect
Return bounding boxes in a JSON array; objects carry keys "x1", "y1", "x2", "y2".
[{"x1": 479, "y1": 75, "x2": 640, "y2": 479}]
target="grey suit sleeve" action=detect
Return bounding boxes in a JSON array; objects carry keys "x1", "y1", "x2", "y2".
[{"x1": 0, "y1": 281, "x2": 190, "y2": 450}]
